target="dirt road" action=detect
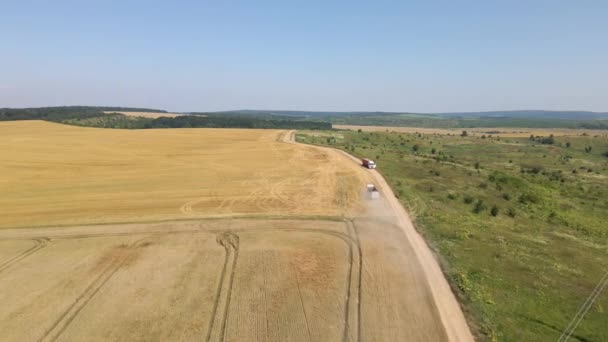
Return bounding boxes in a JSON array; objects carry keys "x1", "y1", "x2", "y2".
[{"x1": 285, "y1": 131, "x2": 473, "y2": 342}]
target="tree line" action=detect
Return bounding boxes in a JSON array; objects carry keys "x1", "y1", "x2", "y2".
[{"x1": 0, "y1": 106, "x2": 331, "y2": 130}]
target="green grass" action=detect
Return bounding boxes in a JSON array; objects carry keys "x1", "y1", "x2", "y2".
[
  {"x1": 297, "y1": 130, "x2": 608, "y2": 341},
  {"x1": 327, "y1": 114, "x2": 608, "y2": 129}
]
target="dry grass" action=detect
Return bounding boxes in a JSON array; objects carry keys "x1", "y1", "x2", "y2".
[
  {"x1": 0, "y1": 121, "x2": 368, "y2": 229},
  {"x1": 334, "y1": 124, "x2": 608, "y2": 137}
]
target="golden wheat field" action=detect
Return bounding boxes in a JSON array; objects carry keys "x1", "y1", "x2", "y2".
[
  {"x1": 0, "y1": 121, "x2": 463, "y2": 341},
  {"x1": 0, "y1": 121, "x2": 367, "y2": 229}
]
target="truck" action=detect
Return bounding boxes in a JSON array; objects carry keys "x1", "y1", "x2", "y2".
[
  {"x1": 366, "y1": 184, "x2": 380, "y2": 199},
  {"x1": 362, "y1": 158, "x2": 376, "y2": 169}
]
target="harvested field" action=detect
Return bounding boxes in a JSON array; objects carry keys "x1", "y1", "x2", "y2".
[
  {"x1": 0, "y1": 121, "x2": 368, "y2": 229},
  {"x1": 103, "y1": 111, "x2": 190, "y2": 118},
  {"x1": 334, "y1": 124, "x2": 608, "y2": 137}
]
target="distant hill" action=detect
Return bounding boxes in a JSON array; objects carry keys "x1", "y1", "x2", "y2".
[
  {"x1": 2, "y1": 106, "x2": 607, "y2": 129},
  {"x1": 435, "y1": 110, "x2": 608, "y2": 120},
  {"x1": 0, "y1": 106, "x2": 168, "y2": 121}
]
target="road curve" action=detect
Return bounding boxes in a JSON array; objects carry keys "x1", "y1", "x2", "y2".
[{"x1": 283, "y1": 130, "x2": 474, "y2": 342}]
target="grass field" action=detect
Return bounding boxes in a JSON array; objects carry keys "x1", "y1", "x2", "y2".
[
  {"x1": 335, "y1": 124, "x2": 608, "y2": 138},
  {"x1": 0, "y1": 121, "x2": 368, "y2": 229},
  {"x1": 0, "y1": 121, "x2": 463, "y2": 341},
  {"x1": 297, "y1": 129, "x2": 608, "y2": 341}
]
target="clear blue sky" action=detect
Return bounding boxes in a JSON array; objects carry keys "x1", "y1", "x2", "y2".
[{"x1": 1, "y1": 1, "x2": 607, "y2": 112}]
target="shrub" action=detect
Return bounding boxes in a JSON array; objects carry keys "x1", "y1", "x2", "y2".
[
  {"x1": 472, "y1": 199, "x2": 486, "y2": 213},
  {"x1": 357, "y1": 128, "x2": 362, "y2": 133},
  {"x1": 507, "y1": 208, "x2": 516, "y2": 217},
  {"x1": 518, "y1": 193, "x2": 540, "y2": 204},
  {"x1": 491, "y1": 205, "x2": 499, "y2": 216},
  {"x1": 431, "y1": 148, "x2": 436, "y2": 154},
  {"x1": 463, "y1": 195, "x2": 474, "y2": 204},
  {"x1": 566, "y1": 142, "x2": 571, "y2": 148},
  {"x1": 539, "y1": 135, "x2": 555, "y2": 145},
  {"x1": 461, "y1": 130, "x2": 468, "y2": 137},
  {"x1": 412, "y1": 144, "x2": 420, "y2": 152},
  {"x1": 502, "y1": 193, "x2": 511, "y2": 201},
  {"x1": 474, "y1": 162, "x2": 480, "y2": 169},
  {"x1": 447, "y1": 192, "x2": 458, "y2": 200}
]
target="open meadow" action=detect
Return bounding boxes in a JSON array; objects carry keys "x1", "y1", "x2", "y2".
[
  {"x1": 0, "y1": 121, "x2": 469, "y2": 341},
  {"x1": 334, "y1": 124, "x2": 608, "y2": 138},
  {"x1": 297, "y1": 129, "x2": 608, "y2": 341}
]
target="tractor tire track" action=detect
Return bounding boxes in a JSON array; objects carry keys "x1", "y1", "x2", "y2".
[
  {"x1": 1, "y1": 222, "x2": 360, "y2": 341},
  {"x1": 39, "y1": 237, "x2": 150, "y2": 342},
  {"x1": 206, "y1": 231, "x2": 240, "y2": 342},
  {"x1": 294, "y1": 267, "x2": 313, "y2": 342},
  {"x1": 341, "y1": 224, "x2": 355, "y2": 342},
  {"x1": 0, "y1": 238, "x2": 49, "y2": 274},
  {"x1": 205, "y1": 233, "x2": 232, "y2": 342},
  {"x1": 219, "y1": 233, "x2": 239, "y2": 342},
  {"x1": 348, "y1": 220, "x2": 363, "y2": 342},
  {"x1": 236, "y1": 226, "x2": 360, "y2": 342}
]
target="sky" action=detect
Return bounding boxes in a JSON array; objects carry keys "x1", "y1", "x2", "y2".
[{"x1": 1, "y1": 1, "x2": 607, "y2": 112}]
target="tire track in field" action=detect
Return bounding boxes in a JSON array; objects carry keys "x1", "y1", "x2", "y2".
[
  {"x1": 235, "y1": 226, "x2": 361, "y2": 342},
  {"x1": 293, "y1": 267, "x2": 313, "y2": 342},
  {"x1": 347, "y1": 220, "x2": 363, "y2": 342},
  {"x1": 39, "y1": 237, "x2": 151, "y2": 342},
  {"x1": 0, "y1": 238, "x2": 49, "y2": 274},
  {"x1": 1, "y1": 222, "x2": 360, "y2": 341},
  {"x1": 206, "y1": 231, "x2": 240, "y2": 342},
  {"x1": 219, "y1": 232, "x2": 239, "y2": 342}
]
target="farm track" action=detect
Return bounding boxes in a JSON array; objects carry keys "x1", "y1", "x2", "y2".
[
  {"x1": 288, "y1": 130, "x2": 474, "y2": 342},
  {"x1": 0, "y1": 238, "x2": 49, "y2": 274},
  {"x1": 347, "y1": 220, "x2": 363, "y2": 342},
  {"x1": 207, "y1": 231, "x2": 240, "y2": 342},
  {"x1": 39, "y1": 237, "x2": 151, "y2": 342}
]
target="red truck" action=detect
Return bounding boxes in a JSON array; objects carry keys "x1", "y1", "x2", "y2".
[{"x1": 362, "y1": 158, "x2": 376, "y2": 169}]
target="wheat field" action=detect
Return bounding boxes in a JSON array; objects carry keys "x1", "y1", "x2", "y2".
[
  {"x1": 0, "y1": 121, "x2": 460, "y2": 341},
  {"x1": 0, "y1": 121, "x2": 368, "y2": 229}
]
